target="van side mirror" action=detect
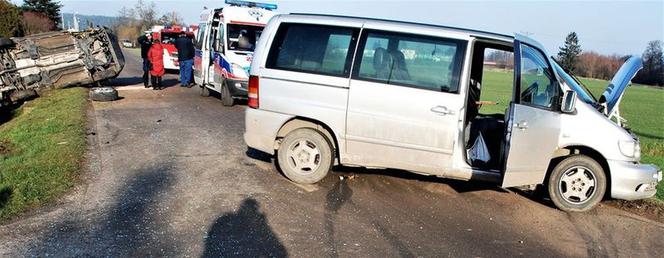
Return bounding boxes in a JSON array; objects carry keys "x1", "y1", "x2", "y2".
[{"x1": 561, "y1": 90, "x2": 577, "y2": 114}]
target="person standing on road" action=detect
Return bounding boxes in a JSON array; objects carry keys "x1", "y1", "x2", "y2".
[
  {"x1": 174, "y1": 32, "x2": 195, "y2": 87},
  {"x1": 137, "y1": 33, "x2": 153, "y2": 88},
  {"x1": 148, "y1": 33, "x2": 165, "y2": 90}
]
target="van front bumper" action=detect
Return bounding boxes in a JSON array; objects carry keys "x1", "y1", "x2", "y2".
[{"x1": 609, "y1": 160, "x2": 661, "y2": 200}]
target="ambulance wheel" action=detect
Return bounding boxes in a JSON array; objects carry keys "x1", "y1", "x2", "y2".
[
  {"x1": 200, "y1": 85, "x2": 210, "y2": 97},
  {"x1": 221, "y1": 82, "x2": 234, "y2": 106},
  {"x1": 547, "y1": 155, "x2": 606, "y2": 212}
]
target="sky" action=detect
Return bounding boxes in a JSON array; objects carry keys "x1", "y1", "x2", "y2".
[{"x1": 11, "y1": 0, "x2": 664, "y2": 56}]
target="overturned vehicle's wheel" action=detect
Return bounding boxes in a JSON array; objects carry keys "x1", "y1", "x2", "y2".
[
  {"x1": 89, "y1": 87, "x2": 118, "y2": 102},
  {"x1": 548, "y1": 155, "x2": 607, "y2": 212}
]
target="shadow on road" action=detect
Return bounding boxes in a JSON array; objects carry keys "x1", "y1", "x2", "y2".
[
  {"x1": 202, "y1": 198, "x2": 287, "y2": 258},
  {"x1": 245, "y1": 147, "x2": 272, "y2": 163},
  {"x1": 333, "y1": 166, "x2": 507, "y2": 194},
  {"x1": 0, "y1": 187, "x2": 12, "y2": 209},
  {"x1": 104, "y1": 76, "x2": 144, "y2": 87},
  {"x1": 104, "y1": 77, "x2": 180, "y2": 89},
  {"x1": 323, "y1": 177, "x2": 416, "y2": 257},
  {"x1": 30, "y1": 163, "x2": 176, "y2": 256},
  {"x1": 324, "y1": 178, "x2": 352, "y2": 257},
  {"x1": 104, "y1": 164, "x2": 176, "y2": 252}
]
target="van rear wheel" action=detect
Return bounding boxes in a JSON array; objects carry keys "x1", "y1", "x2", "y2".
[
  {"x1": 277, "y1": 128, "x2": 333, "y2": 184},
  {"x1": 547, "y1": 155, "x2": 606, "y2": 212}
]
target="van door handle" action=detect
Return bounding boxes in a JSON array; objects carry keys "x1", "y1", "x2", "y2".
[
  {"x1": 430, "y1": 106, "x2": 455, "y2": 116},
  {"x1": 515, "y1": 121, "x2": 529, "y2": 130}
]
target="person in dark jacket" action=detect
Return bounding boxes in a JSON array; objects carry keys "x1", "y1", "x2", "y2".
[
  {"x1": 137, "y1": 33, "x2": 153, "y2": 88},
  {"x1": 174, "y1": 32, "x2": 195, "y2": 87}
]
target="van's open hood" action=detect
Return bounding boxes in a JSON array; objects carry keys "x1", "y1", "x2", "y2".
[{"x1": 599, "y1": 56, "x2": 643, "y2": 115}]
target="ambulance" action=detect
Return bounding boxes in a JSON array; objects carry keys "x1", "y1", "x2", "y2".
[{"x1": 194, "y1": 0, "x2": 277, "y2": 106}]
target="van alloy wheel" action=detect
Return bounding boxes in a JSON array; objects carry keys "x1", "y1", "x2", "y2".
[
  {"x1": 558, "y1": 166, "x2": 596, "y2": 204},
  {"x1": 285, "y1": 139, "x2": 321, "y2": 175},
  {"x1": 547, "y1": 154, "x2": 606, "y2": 212},
  {"x1": 276, "y1": 128, "x2": 333, "y2": 184}
]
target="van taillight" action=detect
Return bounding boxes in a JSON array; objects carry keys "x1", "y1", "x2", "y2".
[{"x1": 248, "y1": 76, "x2": 259, "y2": 109}]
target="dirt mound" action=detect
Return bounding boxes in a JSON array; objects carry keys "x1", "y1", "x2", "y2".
[{"x1": 608, "y1": 199, "x2": 664, "y2": 223}]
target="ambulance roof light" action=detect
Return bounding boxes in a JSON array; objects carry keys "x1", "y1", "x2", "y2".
[{"x1": 224, "y1": 0, "x2": 277, "y2": 10}]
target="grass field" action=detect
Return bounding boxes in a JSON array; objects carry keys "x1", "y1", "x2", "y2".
[
  {"x1": 0, "y1": 87, "x2": 88, "y2": 220},
  {"x1": 480, "y1": 70, "x2": 664, "y2": 201}
]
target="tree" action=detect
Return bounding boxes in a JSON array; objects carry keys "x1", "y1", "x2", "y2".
[
  {"x1": 637, "y1": 40, "x2": 664, "y2": 86},
  {"x1": 557, "y1": 32, "x2": 582, "y2": 72},
  {"x1": 22, "y1": 0, "x2": 61, "y2": 30},
  {"x1": 0, "y1": 0, "x2": 22, "y2": 37},
  {"x1": 158, "y1": 11, "x2": 184, "y2": 27},
  {"x1": 21, "y1": 11, "x2": 53, "y2": 35},
  {"x1": 135, "y1": 0, "x2": 157, "y2": 31},
  {"x1": 577, "y1": 52, "x2": 624, "y2": 81}
]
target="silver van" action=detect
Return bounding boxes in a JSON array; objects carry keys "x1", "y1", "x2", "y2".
[{"x1": 244, "y1": 14, "x2": 661, "y2": 211}]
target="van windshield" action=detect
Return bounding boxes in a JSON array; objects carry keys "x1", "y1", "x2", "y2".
[
  {"x1": 227, "y1": 24, "x2": 264, "y2": 52},
  {"x1": 551, "y1": 60, "x2": 597, "y2": 105}
]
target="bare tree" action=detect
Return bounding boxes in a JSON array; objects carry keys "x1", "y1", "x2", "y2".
[
  {"x1": 158, "y1": 11, "x2": 185, "y2": 27},
  {"x1": 135, "y1": 0, "x2": 157, "y2": 31}
]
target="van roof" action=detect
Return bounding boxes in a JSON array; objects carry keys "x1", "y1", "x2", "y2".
[{"x1": 288, "y1": 13, "x2": 515, "y2": 42}]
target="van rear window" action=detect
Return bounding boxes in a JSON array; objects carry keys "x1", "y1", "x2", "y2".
[{"x1": 266, "y1": 23, "x2": 358, "y2": 77}]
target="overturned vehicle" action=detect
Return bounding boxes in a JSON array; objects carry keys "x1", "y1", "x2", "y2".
[{"x1": 0, "y1": 28, "x2": 125, "y2": 108}]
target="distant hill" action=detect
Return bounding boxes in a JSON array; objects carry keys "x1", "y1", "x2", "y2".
[{"x1": 61, "y1": 13, "x2": 118, "y2": 30}]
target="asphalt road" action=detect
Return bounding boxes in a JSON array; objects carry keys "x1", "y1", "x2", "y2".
[{"x1": 0, "y1": 49, "x2": 662, "y2": 257}]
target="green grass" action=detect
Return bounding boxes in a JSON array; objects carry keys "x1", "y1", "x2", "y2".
[
  {"x1": 0, "y1": 87, "x2": 88, "y2": 220},
  {"x1": 479, "y1": 70, "x2": 664, "y2": 201}
]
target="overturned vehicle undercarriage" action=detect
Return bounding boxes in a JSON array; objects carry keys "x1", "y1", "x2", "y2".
[{"x1": 0, "y1": 28, "x2": 125, "y2": 108}]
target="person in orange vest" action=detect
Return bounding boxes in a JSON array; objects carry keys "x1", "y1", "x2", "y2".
[{"x1": 147, "y1": 32, "x2": 165, "y2": 90}]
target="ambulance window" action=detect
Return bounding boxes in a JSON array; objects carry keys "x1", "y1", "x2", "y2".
[
  {"x1": 213, "y1": 24, "x2": 224, "y2": 52},
  {"x1": 266, "y1": 23, "x2": 358, "y2": 77},
  {"x1": 195, "y1": 23, "x2": 206, "y2": 49}
]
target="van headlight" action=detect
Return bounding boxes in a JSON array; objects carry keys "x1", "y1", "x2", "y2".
[
  {"x1": 618, "y1": 140, "x2": 641, "y2": 159},
  {"x1": 231, "y1": 64, "x2": 249, "y2": 79}
]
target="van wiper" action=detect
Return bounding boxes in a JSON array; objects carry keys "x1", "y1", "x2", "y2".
[{"x1": 552, "y1": 58, "x2": 598, "y2": 103}]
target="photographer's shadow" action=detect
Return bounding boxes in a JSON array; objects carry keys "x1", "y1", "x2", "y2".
[{"x1": 202, "y1": 198, "x2": 288, "y2": 258}]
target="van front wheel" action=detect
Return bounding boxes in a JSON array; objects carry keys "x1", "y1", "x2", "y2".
[
  {"x1": 277, "y1": 128, "x2": 333, "y2": 184},
  {"x1": 547, "y1": 155, "x2": 606, "y2": 212}
]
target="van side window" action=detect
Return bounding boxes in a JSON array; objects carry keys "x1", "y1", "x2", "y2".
[
  {"x1": 353, "y1": 31, "x2": 467, "y2": 93},
  {"x1": 519, "y1": 44, "x2": 558, "y2": 108},
  {"x1": 266, "y1": 23, "x2": 357, "y2": 77}
]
